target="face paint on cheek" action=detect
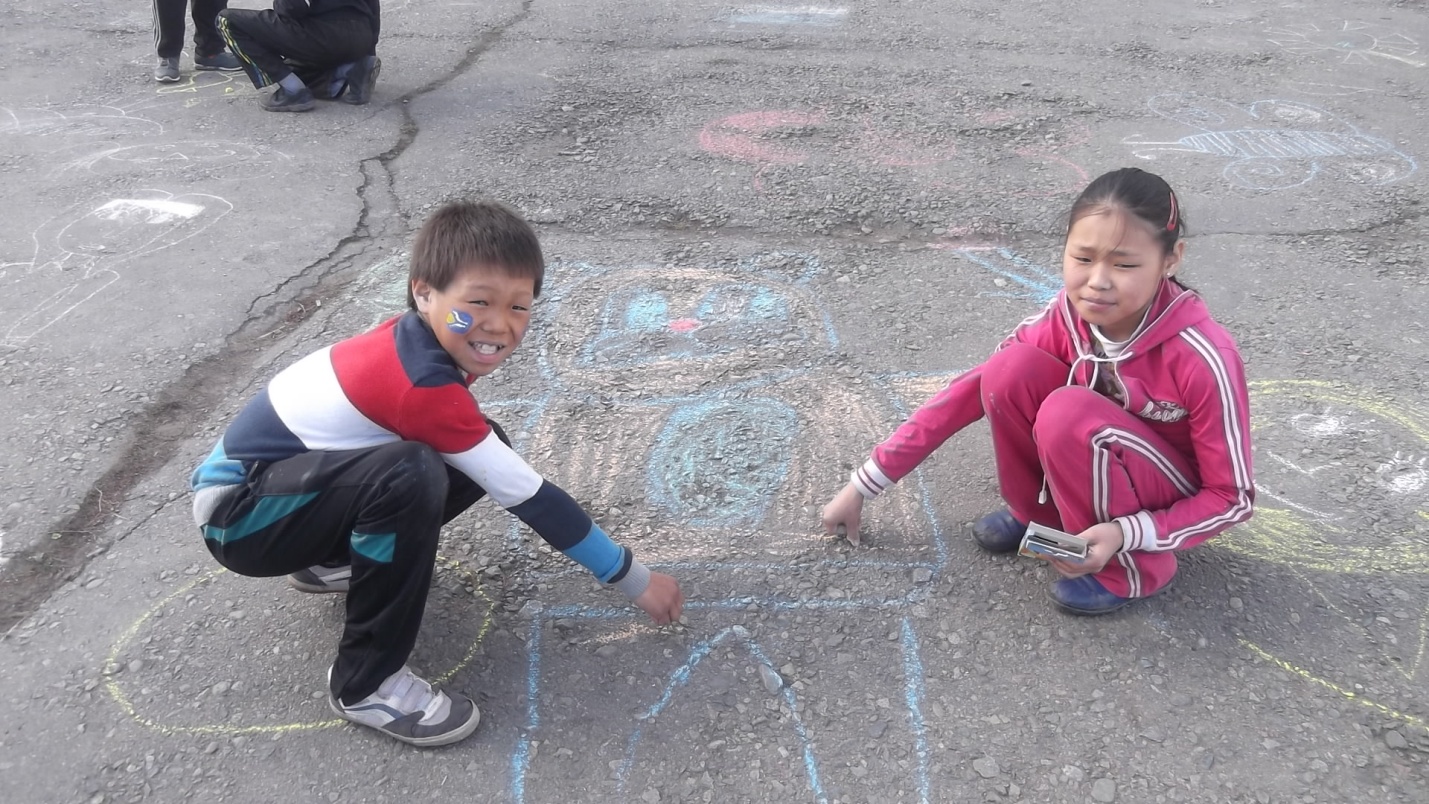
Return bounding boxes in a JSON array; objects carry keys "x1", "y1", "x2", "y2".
[{"x1": 445, "y1": 309, "x2": 474, "y2": 334}]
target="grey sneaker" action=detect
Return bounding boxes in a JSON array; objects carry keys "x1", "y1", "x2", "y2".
[
  {"x1": 288, "y1": 563, "x2": 351, "y2": 593},
  {"x1": 329, "y1": 666, "x2": 481, "y2": 746},
  {"x1": 154, "y1": 56, "x2": 181, "y2": 83},
  {"x1": 195, "y1": 50, "x2": 242, "y2": 71}
]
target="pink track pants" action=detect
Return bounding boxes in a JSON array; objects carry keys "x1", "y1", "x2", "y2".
[{"x1": 981, "y1": 343, "x2": 1198, "y2": 597}]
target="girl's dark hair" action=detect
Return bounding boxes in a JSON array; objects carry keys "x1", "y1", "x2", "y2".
[
  {"x1": 1067, "y1": 167, "x2": 1185, "y2": 255},
  {"x1": 407, "y1": 200, "x2": 545, "y2": 310}
]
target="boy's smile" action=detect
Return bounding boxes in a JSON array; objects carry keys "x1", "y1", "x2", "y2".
[{"x1": 413, "y1": 265, "x2": 534, "y2": 377}]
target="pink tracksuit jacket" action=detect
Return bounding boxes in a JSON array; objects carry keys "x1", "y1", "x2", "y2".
[{"x1": 853, "y1": 281, "x2": 1254, "y2": 574}]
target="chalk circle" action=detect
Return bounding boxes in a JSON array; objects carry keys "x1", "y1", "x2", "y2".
[
  {"x1": 1224, "y1": 158, "x2": 1318, "y2": 191},
  {"x1": 104, "y1": 554, "x2": 496, "y2": 736},
  {"x1": 1219, "y1": 380, "x2": 1429, "y2": 576}
]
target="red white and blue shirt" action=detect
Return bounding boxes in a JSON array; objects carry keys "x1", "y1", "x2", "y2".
[{"x1": 191, "y1": 312, "x2": 648, "y2": 597}]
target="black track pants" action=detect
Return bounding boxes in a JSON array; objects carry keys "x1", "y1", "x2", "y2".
[
  {"x1": 154, "y1": 0, "x2": 230, "y2": 59},
  {"x1": 217, "y1": 8, "x2": 377, "y2": 88},
  {"x1": 200, "y1": 422, "x2": 507, "y2": 703}
]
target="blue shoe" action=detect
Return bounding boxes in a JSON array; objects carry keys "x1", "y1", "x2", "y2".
[
  {"x1": 1050, "y1": 575, "x2": 1134, "y2": 616},
  {"x1": 969, "y1": 509, "x2": 1026, "y2": 554}
]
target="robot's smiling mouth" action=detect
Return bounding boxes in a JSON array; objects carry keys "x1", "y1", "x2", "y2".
[{"x1": 668, "y1": 318, "x2": 701, "y2": 333}]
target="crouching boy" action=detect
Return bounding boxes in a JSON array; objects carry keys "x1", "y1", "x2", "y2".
[{"x1": 189, "y1": 200, "x2": 684, "y2": 746}]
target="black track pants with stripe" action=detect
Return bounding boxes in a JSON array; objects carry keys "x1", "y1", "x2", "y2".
[
  {"x1": 217, "y1": 8, "x2": 377, "y2": 89},
  {"x1": 200, "y1": 421, "x2": 508, "y2": 703},
  {"x1": 154, "y1": 0, "x2": 230, "y2": 59}
]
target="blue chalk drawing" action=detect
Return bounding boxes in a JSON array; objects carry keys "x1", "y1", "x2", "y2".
[
  {"x1": 1125, "y1": 94, "x2": 1417, "y2": 190},
  {"x1": 951, "y1": 247, "x2": 1061, "y2": 304},
  {"x1": 900, "y1": 618, "x2": 932, "y2": 804},
  {"x1": 504, "y1": 251, "x2": 961, "y2": 802},
  {"x1": 615, "y1": 625, "x2": 827, "y2": 802},
  {"x1": 647, "y1": 398, "x2": 798, "y2": 527}
]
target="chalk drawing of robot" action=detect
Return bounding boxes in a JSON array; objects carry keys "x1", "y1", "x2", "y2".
[
  {"x1": 1, "y1": 190, "x2": 233, "y2": 347},
  {"x1": 1124, "y1": 93, "x2": 1417, "y2": 190},
  {"x1": 511, "y1": 252, "x2": 945, "y2": 802}
]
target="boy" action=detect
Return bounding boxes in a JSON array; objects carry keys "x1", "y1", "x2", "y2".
[
  {"x1": 218, "y1": 0, "x2": 381, "y2": 112},
  {"x1": 190, "y1": 201, "x2": 684, "y2": 746}
]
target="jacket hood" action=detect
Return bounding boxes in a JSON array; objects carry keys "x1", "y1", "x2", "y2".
[{"x1": 1056, "y1": 279, "x2": 1210, "y2": 386}]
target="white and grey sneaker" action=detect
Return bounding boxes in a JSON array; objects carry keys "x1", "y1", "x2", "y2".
[
  {"x1": 287, "y1": 563, "x2": 351, "y2": 593},
  {"x1": 154, "y1": 56, "x2": 180, "y2": 83},
  {"x1": 329, "y1": 666, "x2": 480, "y2": 746}
]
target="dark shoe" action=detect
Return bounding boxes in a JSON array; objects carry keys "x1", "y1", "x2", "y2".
[
  {"x1": 309, "y1": 71, "x2": 347, "y2": 100},
  {"x1": 260, "y1": 86, "x2": 316, "y2": 112},
  {"x1": 154, "y1": 56, "x2": 181, "y2": 83},
  {"x1": 1050, "y1": 575, "x2": 1135, "y2": 616},
  {"x1": 195, "y1": 50, "x2": 243, "y2": 71},
  {"x1": 969, "y1": 509, "x2": 1026, "y2": 554},
  {"x1": 288, "y1": 563, "x2": 351, "y2": 593},
  {"x1": 343, "y1": 55, "x2": 380, "y2": 105},
  {"x1": 329, "y1": 665, "x2": 481, "y2": 747}
]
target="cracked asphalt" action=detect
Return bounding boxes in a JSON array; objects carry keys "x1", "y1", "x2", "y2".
[{"x1": 1, "y1": 0, "x2": 1427, "y2": 802}]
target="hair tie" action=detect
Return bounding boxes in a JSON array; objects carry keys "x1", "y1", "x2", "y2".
[{"x1": 1166, "y1": 191, "x2": 1179, "y2": 232}]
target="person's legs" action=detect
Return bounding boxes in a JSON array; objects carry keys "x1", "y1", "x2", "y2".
[
  {"x1": 980, "y1": 342, "x2": 1072, "y2": 528},
  {"x1": 153, "y1": 0, "x2": 188, "y2": 59},
  {"x1": 1033, "y1": 386, "x2": 1199, "y2": 599},
  {"x1": 202, "y1": 442, "x2": 447, "y2": 702},
  {"x1": 189, "y1": 0, "x2": 235, "y2": 62},
  {"x1": 216, "y1": 8, "x2": 304, "y2": 88}
]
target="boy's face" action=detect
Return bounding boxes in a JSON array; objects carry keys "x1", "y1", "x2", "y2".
[{"x1": 412, "y1": 264, "x2": 534, "y2": 377}]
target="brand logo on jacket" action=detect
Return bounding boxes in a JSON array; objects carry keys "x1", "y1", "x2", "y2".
[{"x1": 1139, "y1": 400, "x2": 1189, "y2": 423}]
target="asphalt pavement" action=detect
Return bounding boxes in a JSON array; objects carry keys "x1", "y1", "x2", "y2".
[{"x1": 1, "y1": 0, "x2": 1426, "y2": 802}]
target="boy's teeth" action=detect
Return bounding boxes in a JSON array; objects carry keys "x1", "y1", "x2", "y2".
[{"x1": 475, "y1": 343, "x2": 500, "y2": 355}]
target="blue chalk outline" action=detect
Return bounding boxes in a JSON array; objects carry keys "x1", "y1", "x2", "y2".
[
  {"x1": 614, "y1": 625, "x2": 828, "y2": 802},
  {"x1": 901, "y1": 618, "x2": 931, "y2": 804},
  {"x1": 953, "y1": 247, "x2": 1060, "y2": 304}
]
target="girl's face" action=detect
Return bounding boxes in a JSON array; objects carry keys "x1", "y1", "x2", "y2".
[{"x1": 1062, "y1": 208, "x2": 1185, "y2": 341}]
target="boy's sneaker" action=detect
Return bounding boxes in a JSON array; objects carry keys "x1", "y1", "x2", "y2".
[
  {"x1": 154, "y1": 57, "x2": 181, "y2": 83},
  {"x1": 288, "y1": 563, "x2": 351, "y2": 593},
  {"x1": 195, "y1": 50, "x2": 242, "y2": 71},
  {"x1": 968, "y1": 509, "x2": 1026, "y2": 554},
  {"x1": 261, "y1": 86, "x2": 316, "y2": 112},
  {"x1": 343, "y1": 55, "x2": 380, "y2": 105},
  {"x1": 329, "y1": 666, "x2": 481, "y2": 746}
]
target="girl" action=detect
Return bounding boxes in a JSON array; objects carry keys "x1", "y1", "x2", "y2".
[{"x1": 821, "y1": 167, "x2": 1254, "y2": 615}]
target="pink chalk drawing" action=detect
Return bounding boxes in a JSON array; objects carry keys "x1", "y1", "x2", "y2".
[
  {"x1": 1, "y1": 190, "x2": 234, "y2": 347},
  {"x1": 697, "y1": 107, "x2": 1090, "y2": 202}
]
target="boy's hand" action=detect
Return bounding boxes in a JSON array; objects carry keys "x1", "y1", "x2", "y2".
[
  {"x1": 634, "y1": 572, "x2": 684, "y2": 625},
  {"x1": 1049, "y1": 522, "x2": 1125, "y2": 577},
  {"x1": 821, "y1": 483, "x2": 865, "y2": 546}
]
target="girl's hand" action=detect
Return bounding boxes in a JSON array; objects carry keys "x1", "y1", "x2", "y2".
[
  {"x1": 1049, "y1": 522, "x2": 1125, "y2": 577},
  {"x1": 821, "y1": 483, "x2": 865, "y2": 546}
]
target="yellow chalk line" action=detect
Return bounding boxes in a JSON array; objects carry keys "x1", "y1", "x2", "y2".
[
  {"x1": 1218, "y1": 380, "x2": 1429, "y2": 576},
  {"x1": 1241, "y1": 640, "x2": 1428, "y2": 733},
  {"x1": 106, "y1": 554, "x2": 496, "y2": 737}
]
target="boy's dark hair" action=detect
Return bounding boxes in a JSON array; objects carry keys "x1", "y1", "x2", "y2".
[
  {"x1": 406, "y1": 200, "x2": 545, "y2": 309},
  {"x1": 1067, "y1": 167, "x2": 1185, "y2": 255}
]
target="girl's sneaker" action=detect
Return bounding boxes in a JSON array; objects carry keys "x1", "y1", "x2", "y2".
[
  {"x1": 1049, "y1": 575, "x2": 1133, "y2": 616},
  {"x1": 968, "y1": 510, "x2": 1026, "y2": 554},
  {"x1": 329, "y1": 666, "x2": 481, "y2": 746}
]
